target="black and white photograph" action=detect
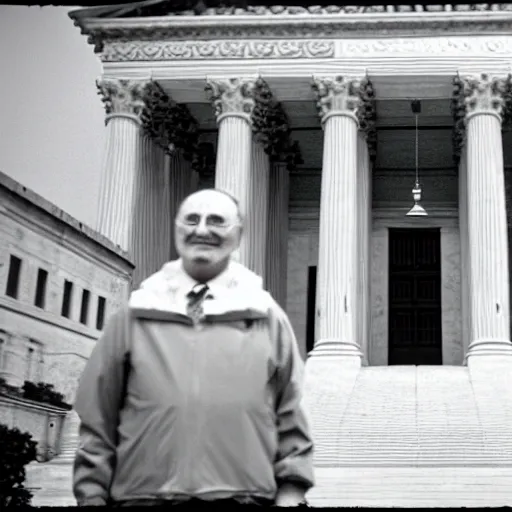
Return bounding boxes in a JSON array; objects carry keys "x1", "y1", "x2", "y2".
[{"x1": 1, "y1": 0, "x2": 512, "y2": 508}]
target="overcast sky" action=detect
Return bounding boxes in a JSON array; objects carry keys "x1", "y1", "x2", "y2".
[{"x1": 0, "y1": 5, "x2": 104, "y2": 228}]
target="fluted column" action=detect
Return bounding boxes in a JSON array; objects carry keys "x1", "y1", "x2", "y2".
[
  {"x1": 357, "y1": 133, "x2": 372, "y2": 364},
  {"x1": 169, "y1": 153, "x2": 195, "y2": 260},
  {"x1": 96, "y1": 78, "x2": 147, "y2": 251},
  {"x1": 461, "y1": 73, "x2": 512, "y2": 360},
  {"x1": 206, "y1": 77, "x2": 257, "y2": 267},
  {"x1": 245, "y1": 140, "x2": 270, "y2": 277},
  {"x1": 158, "y1": 151, "x2": 173, "y2": 266},
  {"x1": 309, "y1": 76, "x2": 363, "y2": 360},
  {"x1": 131, "y1": 136, "x2": 168, "y2": 289},
  {"x1": 266, "y1": 161, "x2": 290, "y2": 308},
  {"x1": 458, "y1": 147, "x2": 472, "y2": 360}
]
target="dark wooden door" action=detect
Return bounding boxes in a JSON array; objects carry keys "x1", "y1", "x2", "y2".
[
  {"x1": 388, "y1": 228, "x2": 442, "y2": 365},
  {"x1": 306, "y1": 266, "x2": 317, "y2": 354}
]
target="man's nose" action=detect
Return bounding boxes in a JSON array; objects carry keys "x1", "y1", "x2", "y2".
[{"x1": 194, "y1": 218, "x2": 209, "y2": 235}]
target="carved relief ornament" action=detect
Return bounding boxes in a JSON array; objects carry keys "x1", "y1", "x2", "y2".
[
  {"x1": 252, "y1": 78, "x2": 303, "y2": 170},
  {"x1": 312, "y1": 75, "x2": 377, "y2": 161},
  {"x1": 138, "y1": 2, "x2": 512, "y2": 16},
  {"x1": 102, "y1": 40, "x2": 334, "y2": 62},
  {"x1": 140, "y1": 81, "x2": 200, "y2": 165},
  {"x1": 312, "y1": 75, "x2": 363, "y2": 123},
  {"x1": 96, "y1": 78, "x2": 148, "y2": 122},
  {"x1": 461, "y1": 73, "x2": 508, "y2": 119},
  {"x1": 451, "y1": 73, "x2": 512, "y2": 164},
  {"x1": 140, "y1": 81, "x2": 201, "y2": 168},
  {"x1": 205, "y1": 77, "x2": 257, "y2": 123}
]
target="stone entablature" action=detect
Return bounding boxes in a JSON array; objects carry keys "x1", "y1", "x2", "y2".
[{"x1": 70, "y1": 3, "x2": 512, "y2": 57}]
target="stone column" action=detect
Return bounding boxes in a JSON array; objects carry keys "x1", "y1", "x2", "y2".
[
  {"x1": 309, "y1": 75, "x2": 363, "y2": 361},
  {"x1": 246, "y1": 140, "x2": 270, "y2": 277},
  {"x1": 266, "y1": 161, "x2": 290, "y2": 308},
  {"x1": 357, "y1": 133, "x2": 372, "y2": 365},
  {"x1": 206, "y1": 77, "x2": 257, "y2": 268},
  {"x1": 458, "y1": 146, "x2": 472, "y2": 360},
  {"x1": 131, "y1": 136, "x2": 166, "y2": 289},
  {"x1": 96, "y1": 78, "x2": 147, "y2": 252},
  {"x1": 461, "y1": 73, "x2": 512, "y2": 360},
  {"x1": 169, "y1": 153, "x2": 195, "y2": 260}
]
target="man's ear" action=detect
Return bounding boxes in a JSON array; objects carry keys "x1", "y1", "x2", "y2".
[{"x1": 236, "y1": 224, "x2": 244, "y2": 245}]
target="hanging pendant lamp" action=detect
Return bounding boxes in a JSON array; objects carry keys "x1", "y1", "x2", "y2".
[{"x1": 406, "y1": 99, "x2": 428, "y2": 217}]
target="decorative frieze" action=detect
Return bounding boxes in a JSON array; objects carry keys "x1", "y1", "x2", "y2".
[
  {"x1": 337, "y1": 36, "x2": 512, "y2": 57},
  {"x1": 102, "y1": 40, "x2": 334, "y2": 62},
  {"x1": 96, "y1": 78, "x2": 147, "y2": 122},
  {"x1": 205, "y1": 77, "x2": 257, "y2": 123}
]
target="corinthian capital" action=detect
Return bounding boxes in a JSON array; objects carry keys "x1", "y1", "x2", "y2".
[
  {"x1": 459, "y1": 73, "x2": 508, "y2": 120},
  {"x1": 96, "y1": 78, "x2": 148, "y2": 123},
  {"x1": 205, "y1": 77, "x2": 257, "y2": 123},
  {"x1": 312, "y1": 75, "x2": 363, "y2": 124}
]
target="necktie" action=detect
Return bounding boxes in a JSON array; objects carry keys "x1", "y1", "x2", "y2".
[{"x1": 186, "y1": 284, "x2": 209, "y2": 324}]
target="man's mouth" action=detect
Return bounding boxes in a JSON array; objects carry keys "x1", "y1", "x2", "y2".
[{"x1": 189, "y1": 241, "x2": 219, "y2": 247}]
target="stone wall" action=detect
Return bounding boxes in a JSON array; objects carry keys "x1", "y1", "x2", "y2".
[{"x1": 0, "y1": 173, "x2": 133, "y2": 404}]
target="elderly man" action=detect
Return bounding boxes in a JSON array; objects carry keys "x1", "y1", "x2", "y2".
[{"x1": 73, "y1": 188, "x2": 314, "y2": 507}]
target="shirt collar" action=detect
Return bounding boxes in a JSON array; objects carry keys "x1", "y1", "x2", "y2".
[{"x1": 174, "y1": 260, "x2": 238, "y2": 298}]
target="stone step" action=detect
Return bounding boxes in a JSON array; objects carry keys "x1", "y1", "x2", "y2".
[
  {"x1": 307, "y1": 466, "x2": 512, "y2": 507},
  {"x1": 26, "y1": 462, "x2": 512, "y2": 507},
  {"x1": 25, "y1": 461, "x2": 76, "y2": 507},
  {"x1": 304, "y1": 363, "x2": 512, "y2": 466}
]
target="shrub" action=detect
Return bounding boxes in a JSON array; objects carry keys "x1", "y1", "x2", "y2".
[
  {"x1": 0, "y1": 379, "x2": 72, "y2": 410},
  {"x1": 0, "y1": 424, "x2": 37, "y2": 507},
  {"x1": 0, "y1": 378, "x2": 23, "y2": 398},
  {"x1": 22, "y1": 381, "x2": 72, "y2": 410}
]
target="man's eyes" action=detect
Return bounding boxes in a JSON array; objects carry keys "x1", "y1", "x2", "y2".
[{"x1": 183, "y1": 215, "x2": 227, "y2": 226}]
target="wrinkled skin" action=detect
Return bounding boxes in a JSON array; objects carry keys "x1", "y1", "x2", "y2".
[{"x1": 174, "y1": 189, "x2": 242, "y2": 282}]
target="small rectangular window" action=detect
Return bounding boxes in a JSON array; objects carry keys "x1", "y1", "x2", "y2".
[
  {"x1": 5, "y1": 255, "x2": 22, "y2": 299},
  {"x1": 96, "y1": 296, "x2": 106, "y2": 330},
  {"x1": 61, "y1": 280, "x2": 73, "y2": 318},
  {"x1": 34, "y1": 268, "x2": 48, "y2": 309},
  {"x1": 26, "y1": 339, "x2": 44, "y2": 383},
  {"x1": 80, "y1": 289, "x2": 90, "y2": 325}
]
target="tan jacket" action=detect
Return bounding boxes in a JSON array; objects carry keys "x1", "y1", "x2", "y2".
[{"x1": 73, "y1": 260, "x2": 314, "y2": 505}]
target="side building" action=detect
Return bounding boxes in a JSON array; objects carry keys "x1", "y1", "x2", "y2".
[{"x1": 0, "y1": 170, "x2": 133, "y2": 462}]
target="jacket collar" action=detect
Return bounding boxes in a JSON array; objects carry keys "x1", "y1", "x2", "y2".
[{"x1": 129, "y1": 258, "x2": 272, "y2": 317}]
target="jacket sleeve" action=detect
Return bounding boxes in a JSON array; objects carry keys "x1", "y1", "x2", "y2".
[
  {"x1": 271, "y1": 304, "x2": 315, "y2": 491},
  {"x1": 72, "y1": 307, "x2": 131, "y2": 506}
]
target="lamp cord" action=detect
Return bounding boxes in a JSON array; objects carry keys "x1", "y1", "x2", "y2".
[{"x1": 415, "y1": 113, "x2": 419, "y2": 185}]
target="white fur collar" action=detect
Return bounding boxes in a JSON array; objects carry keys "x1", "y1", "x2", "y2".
[{"x1": 129, "y1": 259, "x2": 273, "y2": 317}]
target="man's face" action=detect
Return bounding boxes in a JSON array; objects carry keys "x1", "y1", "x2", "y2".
[{"x1": 175, "y1": 190, "x2": 242, "y2": 271}]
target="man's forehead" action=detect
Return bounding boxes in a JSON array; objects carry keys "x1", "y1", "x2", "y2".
[{"x1": 180, "y1": 190, "x2": 238, "y2": 217}]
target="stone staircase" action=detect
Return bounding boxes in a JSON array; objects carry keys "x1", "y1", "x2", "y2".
[
  {"x1": 24, "y1": 361, "x2": 512, "y2": 507},
  {"x1": 303, "y1": 360, "x2": 512, "y2": 506},
  {"x1": 307, "y1": 466, "x2": 512, "y2": 507},
  {"x1": 25, "y1": 409, "x2": 79, "y2": 506}
]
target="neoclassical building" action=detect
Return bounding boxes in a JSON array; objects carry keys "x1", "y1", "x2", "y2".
[{"x1": 26, "y1": 1, "x2": 512, "y2": 507}]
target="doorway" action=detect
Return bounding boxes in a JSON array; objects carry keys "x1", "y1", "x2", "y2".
[{"x1": 388, "y1": 228, "x2": 443, "y2": 365}]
